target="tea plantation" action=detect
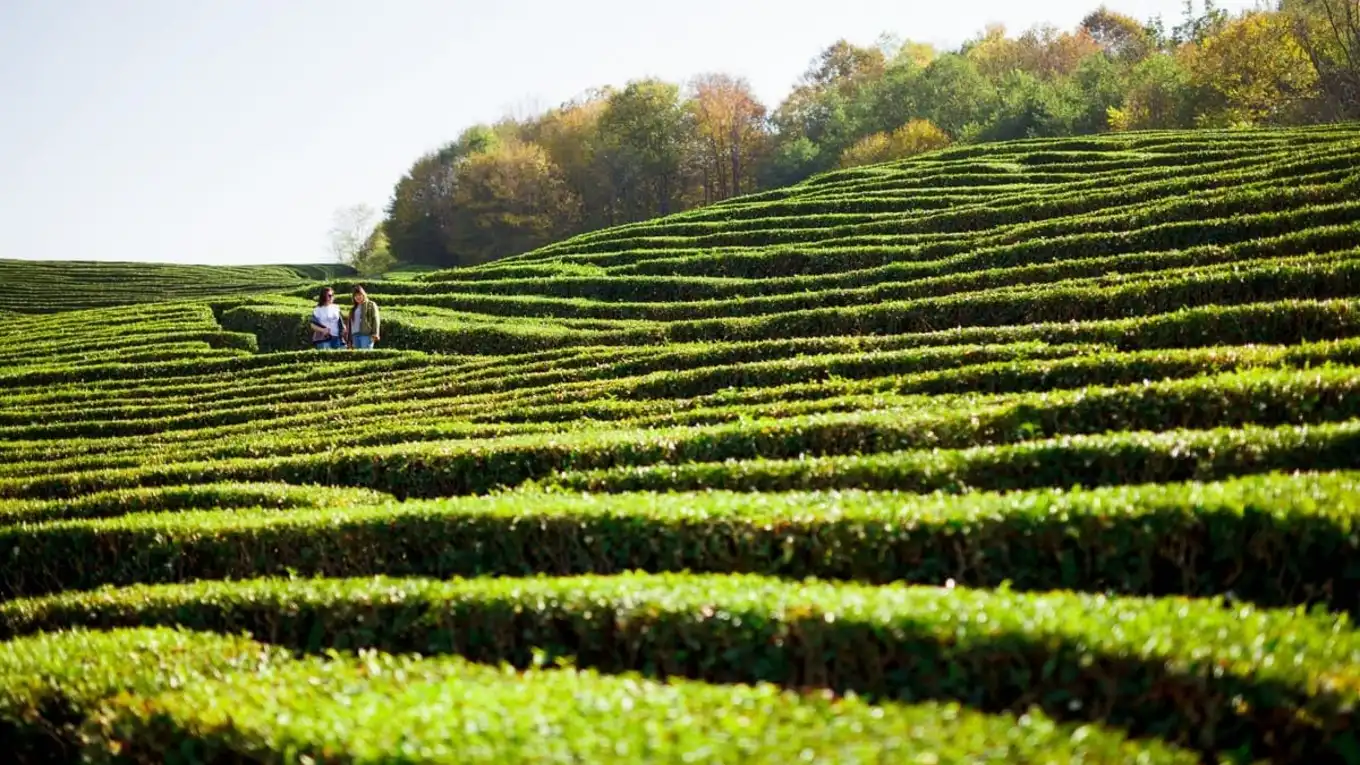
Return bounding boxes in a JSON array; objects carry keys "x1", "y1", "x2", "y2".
[
  {"x1": 0, "y1": 259, "x2": 355, "y2": 312},
  {"x1": 3, "y1": 125, "x2": 1360, "y2": 763}
]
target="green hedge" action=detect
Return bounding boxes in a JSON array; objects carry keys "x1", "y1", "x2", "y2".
[
  {"x1": 0, "y1": 628, "x2": 1193, "y2": 765},
  {"x1": 661, "y1": 257, "x2": 1360, "y2": 343},
  {"x1": 359, "y1": 249, "x2": 1350, "y2": 323},
  {"x1": 83, "y1": 643, "x2": 1196, "y2": 764},
  {"x1": 4, "y1": 369, "x2": 1360, "y2": 498},
  {"x1": 0, "y1": 482, "x2": 386, "y2": 526},
  {"x1": 3, "y1": 575, "x2": 1357, "y2": 761},
  {"x1": 3, "y1": 472, "x2": 1357, "y2": 613},
  {"x1": 546, "y1": 419, "x2": 1360, "y2": 497},
  {"x1": 0, "y1": 259, "x2": 353, "y2": 313},
  {"x1": 0, "y1": 627, "x2": 289, "y2": 761},
  {"x1": 384, "y1": 221, "x2": 1360, "y2": 307}
]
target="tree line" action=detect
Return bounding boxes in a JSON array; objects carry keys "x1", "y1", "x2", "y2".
[{"x1": 347, "y1": 0, "x2": 1360, "y2": 272}]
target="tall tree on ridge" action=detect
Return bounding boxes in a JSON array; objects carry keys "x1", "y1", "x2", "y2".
[
  {"x1": 598, "y1": 79, "x2": 693, "y2": 220},
  {"x1": 688, "y1": 73, "x2": 768, "y2": 203},
  {"x1": 531, "y1": 90, "x2": 618, "y2": 229},
  {"x1": 440, "y1": 139, "x2": 581, "y2": 266}
]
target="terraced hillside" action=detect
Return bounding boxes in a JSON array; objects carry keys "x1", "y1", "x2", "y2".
[
  {"x1": 3, "y1": 125, "x2": 1360, "y2": 762},
  {"x1": 0, "y1": 259, "x2": 354, "y2": 312}
]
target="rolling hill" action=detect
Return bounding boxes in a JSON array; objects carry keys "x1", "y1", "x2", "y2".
[{"x1": 3, "y1": 124, "x2": 1360, "y2": 762}]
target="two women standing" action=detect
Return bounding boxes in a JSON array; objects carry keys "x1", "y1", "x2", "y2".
[{"x1": 310, "y1": 285, "x2": 381, "y2": 350}]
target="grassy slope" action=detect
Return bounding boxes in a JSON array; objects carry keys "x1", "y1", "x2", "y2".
[{"x1": 2, "y1": 125, "x2": 1360, "y2": 762}]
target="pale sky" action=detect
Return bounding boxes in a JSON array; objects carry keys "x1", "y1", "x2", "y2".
[{"x1": 0, "y1": 0, "x2": 1263, "y2": 265}]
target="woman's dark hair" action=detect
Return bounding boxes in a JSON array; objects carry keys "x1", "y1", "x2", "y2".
[
  {"x1": 317, "y1": 287, "x2": 335, "y2": 306},
  {"x1": 353, "y1": 284, "x2": 367, "y2": 298}
]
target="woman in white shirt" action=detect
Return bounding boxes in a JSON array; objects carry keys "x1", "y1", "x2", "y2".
[{"x1": 309, "y1": 287, "x2": 346, "y2": 350}]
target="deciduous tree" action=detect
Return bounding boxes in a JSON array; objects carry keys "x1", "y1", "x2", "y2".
[
  {"x1": 532, "y1": 91, "x2": 618, "y2": 229},
  {"x1": 598, "y1": 80, "x2": 693, "y2": 220},
  {"x1": 328, "y1": 204, "x2": 378, "y2": 265},
  {"x1": 1187, "y1": 10, "x2": 1318, "y2": 124},
  {"x1": 1082, "y1": 6, "x2": 1154, "y2": 62},
  {"x1": 1282, "y1": 0, "x2": 1360, "y2": 119},
  {"x1": 441, "y1": 140, "x2": 581, "y2": 266},
  {"x1": 839, "y1": 119, "x2": 950, "y2": 167},
  {"x1": 688, "y1": 74, "x2": 768, "y2": 202},
  {"x1": 1107, "y1": 52, "x2": 1199, "y2": 130}
]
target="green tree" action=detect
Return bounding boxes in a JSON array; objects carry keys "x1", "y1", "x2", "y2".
[
  {"x1": 383, "y1": 126, "x2": 501, "y2": 267},
  {"x1": 980, "y1": 70, "x2": 1085, "y2": 140},
  {"x1": 353, "y1": 226, "x2": 396, "y2": 276},
  {"x1": 383, "y1": 153, "x2": 454, "y2": 266},
  {"x1": 598, "y1": 79, "x2": 693, "y2": 220},
  {"x1": 911, "y1": 54, "x2": 999, "y2": 137},
  {"x1": 757, "y1": 136, "x2": 822, "y2": 189},
  {"x1": 440, "y1": 140, "x2": 581, "y2": 266},
  {"x1": 1107, "y1": 52, "x2": 1199, "y2": 130},
  {"x1": 1072, "y1": 53, "x2": 1130, "y2": 132},
  {"x1": 767, "y1": 40, "x2": 887, "y2": 181},
  {"x1": 856, "y1": 57, "x2": 925, "y2": 136}
]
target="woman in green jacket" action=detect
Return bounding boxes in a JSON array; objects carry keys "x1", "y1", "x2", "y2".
[{"x1": 346, "y1": 285, "x2": 381, "y2": 350}]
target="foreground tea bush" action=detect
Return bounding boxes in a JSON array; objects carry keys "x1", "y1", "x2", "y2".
[
  {"x1": 0, "y1": 627, "x2": 288, "y2": 761},
  {"x1": 0, "y1": 628, "x2": 1195, "y2": 765},
  {"x1": 3, "y1": 574, "x2": 1358, "y2": 759}
]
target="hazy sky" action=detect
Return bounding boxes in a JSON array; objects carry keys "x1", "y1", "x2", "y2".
[{"x1": 0, "y1": 0, "x2": 1263, "y2": 265}]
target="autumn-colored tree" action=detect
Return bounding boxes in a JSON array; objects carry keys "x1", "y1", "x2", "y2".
[
  {"x1": 531, "y1": 90, "x2": 618, "y2": 229},
  {"x1": 440, "y1": 140, "x2": 581, "y2": 266},
  {"x1": 964, "y1": 24, "x2": 1025, "y2": 80},
  {"x1": 1187, "y1": 10, "x2": 1318, "y2": 125},
  {"x1": 894, "y1": 41, "x2": 939, "y2": 69},
  {"x1": 1282, "y1": 0, "x2": 1360, "y2": 119},
  {"x1": 1024, "y1": 25, "x2": 1104, "y2": 78},
  {"x1": 967, "y1": 24, "x2": 1102, "y2": 80},
  {"x1": 839, "y1": 119, "x2": 950, "y2": 167},
  {"x1": 802, "y1": 39, "x2": 888, "y2": 94},
  {"x1": 1081, "y1": 6, "x2": 1154, "y2": 62},
  {"x1": 688, "y1": 74, "x2": 768, "y2": 202}
]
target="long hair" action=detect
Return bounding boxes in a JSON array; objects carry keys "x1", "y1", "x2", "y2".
[{"x1": 317, "y1": 287, "x2": 335, "y2": 306}]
